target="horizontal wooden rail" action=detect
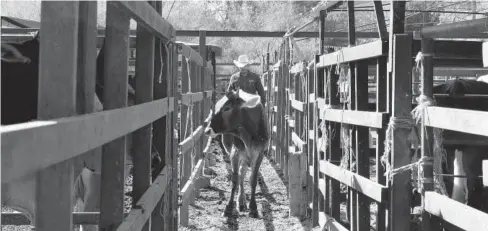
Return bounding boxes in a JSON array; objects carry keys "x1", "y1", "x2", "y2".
[
  {"x1": 425, "y1": 191, "x2": 488, "y2": 230},
  {"x1": 180, "y1": 159, "x2": 204, "y2": 202},
  {"x1": 111, "y1": 1, "x2": 175, "y2": 41},
  {"x1": 204, "y1": 90, "x2": 213, "y2": 98},
  {"x1": 290, "y1": 99, "x2": 305, "y2": 112},
  {"x1": 318, "y1": 212, "x2": 348, "y2": 231},
  {"x1": 319, "y1": 161, "x2": 388, "y2": 203},
  {"x1": 1, "y1": 212, "x2": 107, "y2": 225},
  {"x1": 424, "y1": 107, "x2": 488, "y2": 137},
  {"x1": 178, "y1": 126, "x2": 204, "y2": 154},
  {"x1": 179, "y1": 43, "x2": 203, "y2": 66},
  {"x1": 181, "y1": 92, "x2": 204, "y2": 105},
  {"x1": 0, "y1": 27, "x2": 379, "y2": 38},
  {"x1": 1, "y1": 97, "x2": 174, "y2": 183},
  {"x1": 319, "y1": 108, "x2": 387, "y2": 129},
  {"x1": 117, "y1": 166, "x2": 171, "y2": 231},
  {"x1": 180, "y1": 159, "x2": 204, "y2": 226},
  {"x1": 317, "y1": 40, "x2": 387, "y2": 68},
  {"x1": 421, "y1": 18, "x2": 488, "y2": 39},
  {"x1": 291, "y1": 132, "x2": 306, "y2": 148}
]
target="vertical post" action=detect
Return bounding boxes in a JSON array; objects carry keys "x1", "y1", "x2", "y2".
[
  {"x1": 356, "y1": 60, "x2": 370, "y2": 231},
  {"x1": 132, "y1": 8, "x2": 155, "y2": 231},
  {"x1": 179, "y1": 51, "x2": 190, "y2": 191},
  {"x1": 284, "y1": 64, "x2": 290, "y2": 183},
  {"x1": 35, "y1": 2, "x2": 79, "y2": 230},
  {"x1": 387, "y1": 0, "x2": 406, "y2": 113},
  {"x1": 390, "y1": 33, "x2": 412, "y2": 231},
  {"x1": 311, "y1": 55, "x2": 320, "y2": 226},
  {"x1": 211, "y1": 51, "x2": 217, "y2": 113},
  {"x1": 171, "y1": 42, "x2": 179, "y2": 231},
  {"x1": 420, "y1": 38, "x2": 440, "y2": 231},
  {"x1": 346, "y1": 2, "x2": 357, "y2": 229},
  {"x1": 372, "y1": 0, "x2": 388, "y2": 40},
  {"x1": 319, "y1": 10, "x2": 327, "y2": 54},
  {"x1": 376, "y1": 55, "x2": 387, "y2": 231},
  {"x1": 75, "y1": 0, "x2": 99, "y2": 179},
  {"x1": 99, "y1": 2, "x2": 130, "y2": 229},
  {"x1": 199, "y1": 30, "x2": 207, "y2": 168},
  {"x1": 150, "y1": 1, "x2": 166, "y2": 230},
  {"x1": 328, "y1": 66, "x2": 341, "y2": 220}
]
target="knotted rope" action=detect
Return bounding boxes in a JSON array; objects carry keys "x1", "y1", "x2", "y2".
[{"x1": 380, "y1": 52, "x2": 448, "y2": 195}]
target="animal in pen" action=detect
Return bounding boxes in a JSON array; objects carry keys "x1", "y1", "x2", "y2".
[
  {"x1": 1, "y1": 33, "x2": 161, "y2": 230},
  {"x1": 411, "y1": 78, "x2": 488, "y2": 214},
  {"x1": 204, "y1": 90, "x2": 269, "y2": 218}
]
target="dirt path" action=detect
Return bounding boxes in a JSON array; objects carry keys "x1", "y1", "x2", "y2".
[{"x1": 180, "y1": 141, "x2": 318, "y2": 231}]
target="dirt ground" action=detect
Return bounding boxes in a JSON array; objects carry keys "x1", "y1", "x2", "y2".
[{"x1": 179, "y1": 140, "x2": 319, "y2": 231}]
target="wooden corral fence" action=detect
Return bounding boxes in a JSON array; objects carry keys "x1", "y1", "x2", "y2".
[
  {"x1": 1, "y1": 1, "x2": 218, "y2": 230},
  {"x1": 176, "y1": 33, "x2": 215, "y2": 227},
  {"x1": 264, "y1": 1, "x2": 488, "y2": 231}
]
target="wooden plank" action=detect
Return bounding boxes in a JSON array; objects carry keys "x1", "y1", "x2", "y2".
[
  {"x1": 181, "y1": 92, "x2": 204, "y2": 105},
  {"x1": 387, "y1": 1, "x2": 406, "y2": 73},
  {"x1": 420, "y1": 38, "x2": 438, "y2": 231},
  {"x1": 180, "y1": 159, "x2": 204, "y2": 227},
  {"x1": 483, "y1": 41, "x2": 487, "y2": 67},
  {"x1": 317, "y1": 40, "x2": 386, "y2": 68},
  {"x1": 2, "y1": 212, "x2": 110, "y2": 225},
  {"x1": 179, "y1": 43, "x2": 203, "y2": 66},
  {"x1": 204, "y1": 90, "x2": 213, "y2": 98},
  {"x1": 421, "y1": 17, "x2": 488, "y2": 39},
  {"x1": 290, "y1": 99, "x2": 305, "y2": 112},
  {"x1": 318, "y1": 212, "x2": 348, "y2": 231},
  {"x1": 423, "y1": 107, "x2": 488, "y2": 137},
  {"x1": 424, "y1": 191, "x2": 488, "y2": 230},
  {"x1": 375, "y1": 56, "x2": 387, "y2": 231},
  {"x1": 170, "y1": 40, "x2": 180, "y2": 230},
  {"x1": 390, "y1": 33, "x2": 412, "y2": 231},
  {"x1": 178, "y1": 125, "x2": 204, "y2": 154},
  {"x1": 150, "y1": 1, "x2": 166, "y2": 229},
  {"x1": 111, "y1": 1, "x2": 175, "y2": 41},
  {"x1": 312, "y1": 1, "x2": 344, "y2": 17},
  {"x1": 372, "y1": 0, "x2": 388, "y2": 39},
  {"x1": 132, "y1": 11, "x2": 155, "y2": 231},
  {"x1": 1, "y1": 98, "x2": 172, "y2": 183},
  {"x1": 355, "y1": 60, "x2": 370, "y2": 231},
  {"x1": 35, "y1": 2, "x2": 79, "y2": 230},
  {"x1": 99, "y1": 3, "x2": 131, "y2": 229},
  {"x1": 291, "y1": 132, "x2": 306, "y2": 147},
  {"x1": 484, "y1": 160, "x2": 488, "y2": 187},
  {"x1": 319, "y1": 108, "x2": 386, "y2": 128},
  {"x1": 328, "y1": 66, "x2": 341, "y2": 221},
  {"x1": 117, "y1": 166, "x2": 171, "y2": 231},
  {"x1": 75, "y1": 0, "x2": 101, "y2": 176},
  {"x1": 319, "y1": 161, "x2": 387, "y2": 203}
]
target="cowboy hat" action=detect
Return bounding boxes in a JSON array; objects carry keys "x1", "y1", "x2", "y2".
[{"x1": 233, "y1": 54, "x2": 253, "y2": 68}]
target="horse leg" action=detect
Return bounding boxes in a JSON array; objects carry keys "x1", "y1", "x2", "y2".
[
  {"x1": 238, "y1": 159, "x2": 248, "y2": 212},
  {"x1": 451, "y1": 149, "x2": 468, "y2": 203},
  {"x1": 223, "y1": 148, "x2": 239, "y2": 217},
  {"x1": 249, "y1": 149, "x2": 264, "y2": 218}
]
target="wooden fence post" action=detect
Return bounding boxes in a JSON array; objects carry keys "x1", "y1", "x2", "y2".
[
  {"x1": 150, "y1": 1, "x2": 167, "y2": 230},
  {"x1": 389, "y1": 33, "x2": 412, "y2": 231},
  {"x1": 35, "y1": 2, "x2": 79, "y2": 230},
  {"x1": 99, "y1": 2, "x2": 130, "y2": 229},
  {"x1": 132, "y1": 8, "x2": 156, "y2": 231},
  {"x1": 75, "y1": 0, "x2": 99, "y2": 181}
]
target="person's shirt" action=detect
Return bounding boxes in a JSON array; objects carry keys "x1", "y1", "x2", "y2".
[{"x1": 227, "y1": 69, "x2": 266, "y2": 106}]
